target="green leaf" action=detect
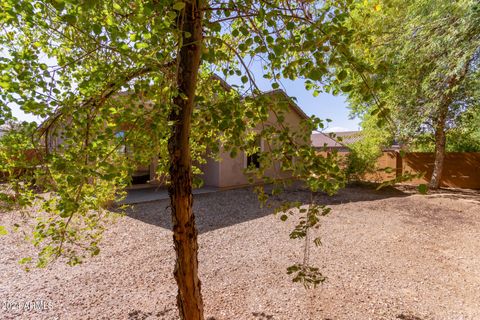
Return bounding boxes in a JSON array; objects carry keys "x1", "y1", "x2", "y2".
[
  {"x1": 92, "y1": 24, "x2": 102, "y2": 35},
  {"x1": 51, "y1": 0, "x2": 66, "y2": 10},
  {"x1": 19, "y1": 257, "x2": 32, "y2": 264},
  {"x1": 0, "y1": 226, "x2": 7, "y2": 236},
  {"x1": 62, "y1": 14, "x2": 77, "y2": 24},
  {"x1": 210, "y1": 22, "x2": 221, "y2": 32},
  {"x1": 135, "y1": 42, "x2": 149, "y2": 49},
  {"x1": 418, "y1": 184, "x2": 428, "y2": 194},
  {"x1": 0, "y1": 82, "x2": 11, "y2": 90},
  {"x1": 241, "y1": 75, "x2": 248, "y2": 84},
  {"x1": 106, "y1": 15, "x2": 114, "y2": 25},
  {"x1": 337, "y1": 70, "x2": 347, "y2": 80},
  {"x1": 307, "y1": 69, "x2": 322, "y2": 81},
  {"x1": 173, "y1": 2, "x2": 185, "y2": 10},
  {"x1": 91, "y1": 247, "x2": 100, "y2": 256}
]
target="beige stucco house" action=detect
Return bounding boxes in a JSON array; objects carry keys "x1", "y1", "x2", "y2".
[
  {"x1": 198, "y1": 90, "x2": 309, "y2": 189},
  {"x1": 40, "y1": 87, "x2": 310, "y2": 190}
]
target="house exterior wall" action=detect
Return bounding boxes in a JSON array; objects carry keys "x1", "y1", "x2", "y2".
[
  {"x1": 199, "y1": 156, "x2": 220, "y2": 187},
  {"x1": 41, "y1": 91, "x2": 310, "y2": 189},
  {"x1": 205, "y1": 105, "x2": 308, "y2": 189},
  {"x1": 216, "y1": 147, "x2": 248, "y2": 188}
]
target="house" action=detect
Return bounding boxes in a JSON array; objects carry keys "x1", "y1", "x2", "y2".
[
  {"x1": 311, "y1": 132, "x2": 349, "y2": 152},
  {"x1": 331, "y1": 131, "x2": 364, "y2": 145},
  {"x1": 311, "y1": 130, "x2": 400, "y2": 152},
  {"x1": 40, "y1": 86, "x2": 310, "y2": 190},
  {"x1": 311, "y1": 131, "x2": 363, "y2": 152},
  {"x1": 199, "y1": 89, "x2": 309, "y2": 189}
]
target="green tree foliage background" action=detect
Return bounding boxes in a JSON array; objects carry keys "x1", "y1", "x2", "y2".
[{"x1": 338, "y1": 0, "x2": 480, "y2": 180}]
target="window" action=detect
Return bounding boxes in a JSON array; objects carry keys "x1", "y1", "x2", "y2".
[
  {"x1": 245, "y1": 136, "x2": 263, "y2": 169},
  {"x1": 247, "y1": 152, "x2": 261, "y2": 169},
  {"x1": 115, "y1": 131, "x2": 129, "y2": 155}
]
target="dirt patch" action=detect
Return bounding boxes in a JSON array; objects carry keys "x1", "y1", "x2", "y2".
[{"x1": 1, "y1": 185, "x2": 479, "y2": 319}]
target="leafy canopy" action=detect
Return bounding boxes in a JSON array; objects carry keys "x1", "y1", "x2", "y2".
[
  {"x1": 340, "y1": 0, "x2": 480, "y2": 149},
  {"x1": 0, "y1": 0, "x2": 361, "y2": 284}
]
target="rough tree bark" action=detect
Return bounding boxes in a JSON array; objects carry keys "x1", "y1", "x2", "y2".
[
  {"x1": 429, "y1": 106, "x2": 448, "y2": 189},
  {"x1": 167, "y1": 1, "x2": 204, "y2": 319}
]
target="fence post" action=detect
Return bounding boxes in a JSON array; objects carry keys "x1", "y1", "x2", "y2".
[{"x1": 395, "y1": 151, "x2": 403, "y2": 178}]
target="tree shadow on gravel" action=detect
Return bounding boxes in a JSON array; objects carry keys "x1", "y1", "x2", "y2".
[
  {"x1": 396, "y1": 313, "x2": 424, "y2": 320},
  {"x1": 125, "y1": 184, "x2": 409, "y2": 234},
  {"x1": 128, "y1": 308, "x2": 173, "y2": 319},
  {"x1": 397, "y1": 184, "x2": 480, "y2": 203},
  {"x1": 252, "y1": 311, "x2": 274, "y2": 319}
]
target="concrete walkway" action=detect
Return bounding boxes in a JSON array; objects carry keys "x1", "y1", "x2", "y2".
[{"x1": 118, "y1": 186, "x2": 220, "y2": 205}]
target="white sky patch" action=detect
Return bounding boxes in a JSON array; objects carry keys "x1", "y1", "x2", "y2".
[
  {"x1": 324, "y1": 126, "x2": 352, "y2": 133},
  {"x1": 9, "y1": 104, "x2": 43, "y2": 124}
]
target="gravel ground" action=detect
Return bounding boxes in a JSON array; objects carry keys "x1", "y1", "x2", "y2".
[{"x1": 1, "y1": 185, "x2": 479, "y2": 320}]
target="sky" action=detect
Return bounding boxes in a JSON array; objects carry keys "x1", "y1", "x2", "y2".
[
  {"x1": 261, "y1": 80, "x2": 360, "y2": 132},
  {"x1": 10, "y1": 106, "x2": 43, "y2": 124},
  {"x1": 227, "y1": 65, "x2": 361, "y2": 132}
]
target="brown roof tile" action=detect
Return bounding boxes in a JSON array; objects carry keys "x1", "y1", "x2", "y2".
[{"x1": 311, "y1": 132, "x2": 345, "y2": 148}]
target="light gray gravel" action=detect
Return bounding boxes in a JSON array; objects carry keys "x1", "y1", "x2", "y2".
[{"x1": 1, "y1": 185, "x2": 479, "y2": 320}]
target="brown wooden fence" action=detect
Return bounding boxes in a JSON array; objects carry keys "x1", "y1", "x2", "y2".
[
  {"x1": 365, "y1": 152, "x2": 480, "y2": 189},
  {"x1": 400, "y1": 152, "x2": 480, "y2": 189},
  {"x1": 318, "y1": 151, "x2": 480, "y2": 189}
]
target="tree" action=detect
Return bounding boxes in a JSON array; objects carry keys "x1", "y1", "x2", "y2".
[
  {"x1": 344, "y1": 113, "x2": 393, "y2": 181},
  {"x1": 340, "y1": 0, "x2": 480, "y2": 189},
  {"x1": 0, "y1": 1, "x2": 353, "y2": 319},
  {"x1": 410, "y1": 95, "x2": 480, "y2": 153}
]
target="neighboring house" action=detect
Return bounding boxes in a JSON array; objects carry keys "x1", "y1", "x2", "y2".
[
  {"x1": 40, "y1": 88, "x2": 310, "y2": 189},
  {"x1": 311, "y1": 132, "x2": 349, "y2": 152},
  {"x1": 331, "y1": 131, "x2": 364, "y2": 145},
  {"x1": 311, "y1": 130, "x2": 400, "y2": 152}
]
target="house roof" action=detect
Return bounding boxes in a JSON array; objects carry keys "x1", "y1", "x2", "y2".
[
  {"x1": 319, "y1": 130, "x2": 401, "y2": 150},
  {"x1": 211, "y1": 75, "x2": 309, "y2": 121},
  {"x1": 311, "y1": 130, "x2": 364, "y2": 149},
  {"x1": 259, "y1": 89, "x2": 309, "y2": 120},
  {"x1": 328, "y1": 131, "x2": 363, "y2": 145},
  {"x1": 311, "y1": 132, "x2": 346, "y2": 148}
]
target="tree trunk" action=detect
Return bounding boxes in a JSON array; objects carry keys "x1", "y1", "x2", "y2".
[
  {"x1": 429, "y1": 59, "x2": 473, "y2": 190},
  {"x1": 167, "y1": 1, "x2": 204, "y2": 319},
  {"x1": 429, "y1": 107, "x2": 448, "y2": 189}
]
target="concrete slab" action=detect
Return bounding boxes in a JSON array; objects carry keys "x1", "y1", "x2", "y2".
[{"x1": 118, "y1": 186, "x2": 220, "y2": 205}]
